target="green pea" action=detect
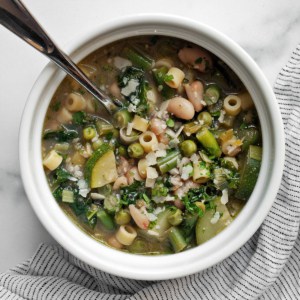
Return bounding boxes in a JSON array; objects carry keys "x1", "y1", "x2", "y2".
[
  {"x1": 168, "y1": 209, "x2": 183, "y2": 226},
  {"x1": 197, "y1": 111, "x2": 212, "y2": 127},
  {"x1": 115, "y1": 209, "x2": 131, "y2": 225},
  {"x1": 128, "y1": 142, "x2": 144, "y2": 158},
  {"x1": 83, "y1": 127, "x2": 96, "y2": 140},
  {"x1": 166, "y1": 118, "x2": 175, "y2": 128},
  {"x1": 180, "y1": 140, "x2": 197, "y2": 157}
]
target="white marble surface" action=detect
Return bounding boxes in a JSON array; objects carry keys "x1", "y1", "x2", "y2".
[{"x1": 0, "y1": 0, "x2": 299, "y2": 272}]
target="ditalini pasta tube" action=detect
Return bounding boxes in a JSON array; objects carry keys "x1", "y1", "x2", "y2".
[
  {"x1": 165, "y1": 67, "x2": 185, "y2": 89},
  {"x1": 223, "y1": 95, "x2": 242, "y2": 116},
  {"x1": 139, "y1": 131, "x2": 158, "y2": 153},
  {"x1": 65, "y1": 92, "x2": 86, "y2": 111},
  {"x1": 116, "y1": 225, "x2": 137, "y2": 246}
]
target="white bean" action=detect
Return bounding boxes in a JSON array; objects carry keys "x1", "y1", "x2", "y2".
[
  {"x1": 167, "y1": 97, "x2": 195, "y2": 120},
  {"x1": 129, "y1": 204, "x2": 150, "y2": 229},
  {"x1": 113, "y1": 176, "x2": 128, "y2": 190},
  {"x1": 178, "y1": 47, "x2": 213, "y2": 72},
  {"x1": 184, "y1": 81, "x2": 204, "y2": 112},
  {"x1": 126, "y1": 167, "x2": 142, "y2": 185}
]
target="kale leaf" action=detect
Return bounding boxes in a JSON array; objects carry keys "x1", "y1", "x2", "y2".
[
  {"x1": 182, "y1": 185, "x2": 217, "y2": 216},
  {"x1": 72, "y1": 111, "x2": 87, "y2": 125},
  {"x1": 118, "y1": 66, "x2": 149, "y2": 116},
  {"x1": 120, "y1": 181, "x2": 146, "y2": 206},
  {"x1": 43, "y1": 125, "x2": 79, "y2": 142},
  {"x1": 52, "y1": 167, "x2": 72, "y2": 185}
]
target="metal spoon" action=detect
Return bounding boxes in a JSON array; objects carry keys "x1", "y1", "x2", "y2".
[{"x1": 0, "y1": 0, "x2": 120, "y2": 114}]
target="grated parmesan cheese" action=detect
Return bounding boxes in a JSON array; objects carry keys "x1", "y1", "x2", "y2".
[
  {"x1": 121, "y1": 79, "x2": 139, "y2": 96},
  {"x1": 218, "y1": 110, "x2": 226, "y2": 123},
  {"x1": 155, "y1": 149, "x2": 167, "y2": 158},
  {"x1": 146, "y1": 152, "x2": 157, "y2": 166},
  {"x1": 210, "y1": 211, "x2": 221, "y2": 224},
  {"x1": 181, "y1": 164, "x2": 193, "y2": 180},
  {"x1": 145, "y1": 178, "x2": 156, "y2": 188},
  {"x1": 146, "y1": 167, "x2": 158, "y2": 179},
  {"x1": 221, "y1": 188, "x2": 229, "y2": 205},
  {"x1": 127, "y1": 103, "x2": 137, "y2": 112}
]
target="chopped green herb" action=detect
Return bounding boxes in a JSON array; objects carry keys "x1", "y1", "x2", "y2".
[
  {"x1": 120, "y1": 181, "x2": 146, "y2": 206},
  {"x1": 163, "y1": 74, "x2": 174, "y2": 83},
  {"x1": 43, "y1": 126, "x2": 79, "y2": 142},
  {"x1": 72, "y1": 111, "x2": 86, "y2": 125}
]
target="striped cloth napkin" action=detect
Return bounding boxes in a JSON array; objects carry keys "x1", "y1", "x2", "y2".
[{"x1": 1, "y1": 46, "x2": 300, "y2": 300}]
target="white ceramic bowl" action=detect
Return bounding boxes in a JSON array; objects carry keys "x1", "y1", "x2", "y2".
[{"x1": 19, "y1": 14, "x2": 285, "y2": 280}]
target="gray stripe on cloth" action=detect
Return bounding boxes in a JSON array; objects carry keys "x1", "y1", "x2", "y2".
[{"x1": 1, "y1": 45, "x2": 300, "y2": 299}]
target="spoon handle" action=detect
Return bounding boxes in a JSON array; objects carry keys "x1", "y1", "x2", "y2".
[{"x1": 0, "y1": 0, "x2": 119, "y2": 114}]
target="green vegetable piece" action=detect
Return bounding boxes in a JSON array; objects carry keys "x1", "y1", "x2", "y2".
[
  {"x1": 183, "y1": 122, "x2": 202, "y2": 135},
  {"x1": 203, "y1": 84, "x2": 221, "y2": 105},
  {"x1": 127, "y1": 238, "x2": 149, "y2": 253},
  {"x1": 180, "y1": 140, "x2": 197, "y2": 157},
  {"x1": 150, "y1": 208, "x2": 174, "y2": 238},
  {"x1": 83, "y1": 126, "x2": 96, "y2": 140},
  {"x1": 235, "y1": 145, "x2": 262, "y2": 200},
  {"x1": 104, "y1": 194, "x2": 120, "y2": 214},
  {"x1": 219, "y1": 114, "x2": 235, "y2": 128},
  {"x1": 237, "y1": 127, "x2": 260, "y2": 151},
  {"x1": 196, "y1": 197, "x2": 233, "y2": 245},
  {"x1": 115, "y1": 209, "x2": 131, "y2": 225},
  {"x1": 168, "y1": 209, "x2": 183, "y2": 226},
  {"x1": 221, "y1": 157, "x2": 238, "y2": 171},
  {"x1": 197, "y1": 111, "x2": 213, "y2": 127},
  {"x1": 97, "y1": 209, "x2": 115, "y2": 231},
  {"x1": 86, "y1": 205, "x2": 98, "y2": 221},
  {"x1": 122, "y1": 46, "x2": 154, "y2": 70},
  {"x1": 96, "y1": 120, "x2": 114, "y2": 136},
  {"x1": 84, "y1": 143, "x2": 111, "y2": 185},
  {"x1": 54, "y1": 142, "x2": 70, "y2": 154},
  {"x1": 168, "y1": 227, "x2": 187, "y2": 253},
  {"x1": 152, "y1": 183, "x2": 168, "y2": 198},
  {"x1": 62, "y1": 189, "x2": 74, "y2": 203},
  {"x1": 180, "y1": 212, "x2": 199, "y2": 238},
  {"x1": 113, "y1": 109, "x2": 132, "y2": 128},
  {"x1": 157, "y1": 150, "x2": 181, "y2": 174},
  {"x1": 196, "y1": 127, "x2": 221, "y2": 157},
  {"x1": 92, "y1": 139, "x2": 104, "y2": 150},
  {"x1": 128, "y1": 142, "x2": 145, "y2": 158}
]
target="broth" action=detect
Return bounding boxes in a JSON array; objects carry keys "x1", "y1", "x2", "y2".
[{"x1": 42, "y1": 36, "x2": 262, "y2": 254}]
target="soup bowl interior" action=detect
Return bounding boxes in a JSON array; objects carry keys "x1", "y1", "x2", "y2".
[{"x1": 19, "y1": 14, "x2": 285, "y2": 280}]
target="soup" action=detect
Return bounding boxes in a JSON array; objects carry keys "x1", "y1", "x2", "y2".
[{"x1": 42, "y1": 36, "x2": 262, "y2": 254}]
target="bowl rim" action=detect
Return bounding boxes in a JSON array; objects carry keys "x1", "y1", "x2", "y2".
[{"x1": 19, "y1": 13, "x2": 285, "y2": 280}]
